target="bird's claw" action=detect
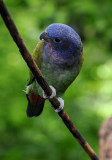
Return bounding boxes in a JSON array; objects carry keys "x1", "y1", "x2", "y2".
[
  {"x1": 42, "y1": 86, "x2": 64, "y2": 112},
  {"x1": 54, "y1": 97, "x2": 64, "y2": 112},
  {"x1": 42, "y1": 85, "x2": 56, "y2": 99}
]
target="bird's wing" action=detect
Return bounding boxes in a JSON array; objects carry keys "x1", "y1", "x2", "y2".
[{"x1": 27, "y1": 40, "x2": 44, "y2": 85}]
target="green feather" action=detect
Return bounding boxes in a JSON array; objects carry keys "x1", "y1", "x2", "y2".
[
  {"x1": 27, "y1": 40, "x2": 44, "y2": 85},
  {"x1": 32, "y1": 40, "x2": 44, "y2": 67}
]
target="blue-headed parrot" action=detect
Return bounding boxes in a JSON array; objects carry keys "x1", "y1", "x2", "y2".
[{"x1": 25, "y1": 23, "x2": 83, "y2": 117}]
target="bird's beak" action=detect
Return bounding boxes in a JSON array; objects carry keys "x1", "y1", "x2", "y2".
[{"x1": 40, "y1": 32, "x2": 49, "y2": 41}]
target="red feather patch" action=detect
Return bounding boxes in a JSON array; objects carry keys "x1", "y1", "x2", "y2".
[{"x1": 28, "y1": 94, "x2": 45, "y2": 105}]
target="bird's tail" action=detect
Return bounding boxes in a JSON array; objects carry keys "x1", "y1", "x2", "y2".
[{"x1": 26, "y1": 93, "x2": 45, "y2": 117}]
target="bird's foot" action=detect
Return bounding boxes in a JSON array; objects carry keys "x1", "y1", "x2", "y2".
[
  {"x1": 42, "y1": 85, "x2": 56, "y2": 99},
  {"x1": 42, "y1": 86, "x2": 64, "y2": 112},
  {"x1": 54, "y1": 97, "x2": 64, "y2": 112}
]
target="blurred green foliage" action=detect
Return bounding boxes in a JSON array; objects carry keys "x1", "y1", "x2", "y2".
[{"x1": 0, "y1": 0, "x2": 112, "y2": 159}]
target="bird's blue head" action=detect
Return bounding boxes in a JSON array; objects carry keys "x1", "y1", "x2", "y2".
[{"x1": 40, "y1": 23, "x2": 83, "y2": 67}]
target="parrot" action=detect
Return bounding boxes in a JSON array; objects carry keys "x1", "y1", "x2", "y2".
[{"x1": 25, "y1": 23, "x2": 84, "y2": 117}]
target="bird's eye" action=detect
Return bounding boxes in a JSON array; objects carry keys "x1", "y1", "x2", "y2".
[{"x1": 54, "y1": 38, "x2": 61, "y2": 43}]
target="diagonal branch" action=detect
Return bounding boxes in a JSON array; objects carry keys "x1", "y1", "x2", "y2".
[{"x1": 0, "y1": 0, "x2": 99, "y2": 160}]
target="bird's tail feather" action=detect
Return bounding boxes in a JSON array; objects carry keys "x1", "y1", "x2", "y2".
[{"x1": 26, "y1": 93, "x2": 45, "y2": 117}]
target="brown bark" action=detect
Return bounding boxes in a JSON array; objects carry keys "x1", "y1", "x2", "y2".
[{"x1": 99, "y1": 117, "x2": 112, "y2": 160}]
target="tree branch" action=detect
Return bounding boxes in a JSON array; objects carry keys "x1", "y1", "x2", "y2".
[
  {"x1": 0, "y1": 0, "x2": 99, "y2": 159},
  {"x1": 99, "y1": 117, "x2": 112, "y2": 160}
]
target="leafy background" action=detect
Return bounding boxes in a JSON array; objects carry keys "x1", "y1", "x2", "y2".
[{"x1": 0, "y1": 0, "x2": 112, "y2": 159}]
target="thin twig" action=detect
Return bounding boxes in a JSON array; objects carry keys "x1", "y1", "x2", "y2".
[{"x1": 0, "y1": 1, "x2": 99, "y2": 160}]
